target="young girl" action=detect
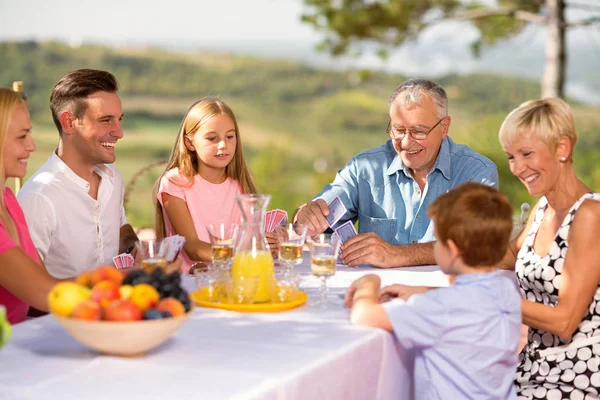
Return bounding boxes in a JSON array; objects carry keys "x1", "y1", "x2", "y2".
[
  {"x1": 154, "y1": 97, "x2": 278, "y2": 273},
  {"x1": 345, "y1": 183, "x2": 522, "y2": 399},
  {"x1": 0, "y1": 88, "x2": 58, "y2": 323}
]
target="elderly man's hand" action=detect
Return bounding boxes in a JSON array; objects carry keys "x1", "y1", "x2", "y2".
[
  {"x1": 295, "y1": 200, "x2": 330, "y2": 236},
  {"x1": 340, "y1": 232, "x2": 396, "y2": 268}
]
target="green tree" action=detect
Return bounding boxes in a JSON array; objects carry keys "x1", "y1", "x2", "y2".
[{"x1": 301, "y1": 0, "x2": 600, "y2": 99}]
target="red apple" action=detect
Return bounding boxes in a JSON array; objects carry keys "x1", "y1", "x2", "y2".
[{"x1": 104, "y1": 299, "x2": 143, "y2": 321}]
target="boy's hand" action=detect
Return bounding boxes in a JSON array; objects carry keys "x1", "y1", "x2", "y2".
[
  {"x1": 344, "y1": 274, "x2": 381, "y2": 308},
  {"x1": 378, "y1": 284, "x2": 431, "y2": 302}
]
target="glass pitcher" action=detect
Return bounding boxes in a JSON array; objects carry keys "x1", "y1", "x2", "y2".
[{"x1": 231, "y1": 194, "x2": 275, "y2": 303}]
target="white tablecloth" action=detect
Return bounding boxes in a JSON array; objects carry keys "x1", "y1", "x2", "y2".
[{"x1": 0, "y1": 258, "x2": 447, "y2": 400}]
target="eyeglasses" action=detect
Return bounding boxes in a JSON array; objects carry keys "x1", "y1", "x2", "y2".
[{"x1": 386, "y1": 117, "x2": 445, "y2": 140}]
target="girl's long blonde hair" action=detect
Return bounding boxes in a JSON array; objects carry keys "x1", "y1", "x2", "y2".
[
  {"x1": 0, "y1": 88, "x2": 27, "y2": 244},
  {"x1": 153, "y1": 97, "x2": 257, "y2": 239}
]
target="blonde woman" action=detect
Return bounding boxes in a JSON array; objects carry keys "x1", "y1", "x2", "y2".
[
  {"x1": 499, "y1": 98, "x2": 600, "y2": 399},
  {"x1": 0, "y1": 88, "x2": 56, "y2": 323}
]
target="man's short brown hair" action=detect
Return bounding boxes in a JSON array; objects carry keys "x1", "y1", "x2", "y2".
[
  {"x1": 428, "y1": 182, "x2": 513, "y2": 267},
  {"x1": 49, "y1": 69, "x2": 118, "y2": 135}
]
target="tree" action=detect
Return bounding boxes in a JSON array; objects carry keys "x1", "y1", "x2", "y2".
[{"x1": 301, "y1": 0, "x2": 600, "y2": 99}]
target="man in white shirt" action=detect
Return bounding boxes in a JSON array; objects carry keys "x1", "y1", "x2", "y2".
[{"x1": 18, "y1": 69, "x2": 138, "y2": 278}]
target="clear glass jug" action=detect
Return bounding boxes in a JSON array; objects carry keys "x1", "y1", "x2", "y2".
[{"x1": 231, "y1": 194, "x2": 275, "y2": 303}]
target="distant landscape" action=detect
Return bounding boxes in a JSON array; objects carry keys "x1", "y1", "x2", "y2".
[{"x1": 2, "y1": 40, "x2": 599, "y2": 228}]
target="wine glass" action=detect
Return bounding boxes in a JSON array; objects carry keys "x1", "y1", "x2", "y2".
[
  {"x1": 206, "y1": 223, "x2": 239, "y2": 271},
  {"x1": 308, "y1": 233, "x2": 341, "y2": 307},
  {"x1": 276, "y1": 223, "x2": 308, "y2": 273},
  {"x1": 135, "y1": 239, "x2": 171, "y2": 273}
]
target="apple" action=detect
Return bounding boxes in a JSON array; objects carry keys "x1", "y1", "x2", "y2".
[
  {"x1": 48, "y1": 282, "x2": 90, "y2": 317},
  {"x1": 129, "y1": 284, "x2": 160, "y2": 312},
  {"x1": 90, "y1": 281, "x2": 120, "y2": 308},
  {"x1": 71, "y1": 299, "x2": 102, "y2": 320},
  {"x1": 91, "y1": 265, "x2": 123, "y2": 286},
  {"x1": 156, "y1": 298, "x2": 185, "y2": 317},
  {"x1": 104, "y1": 299, "x2": 143, "y2": 321}
]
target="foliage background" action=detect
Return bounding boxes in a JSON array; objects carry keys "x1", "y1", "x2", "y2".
[{"x1": 2, "y1": 40, "x2": 599, "y2": 228}]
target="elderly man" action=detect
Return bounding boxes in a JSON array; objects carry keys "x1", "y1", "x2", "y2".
[
  {"x1": 17, "y1": 69, "x2": 138, "y2": 278},
  {"x1": 294, "y1": 78, "x2": 498, "y2": 268}
]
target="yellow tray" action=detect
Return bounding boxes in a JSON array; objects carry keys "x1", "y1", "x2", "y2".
[{"x1": 191, "y1": 289, "x2": 308, "y2": 313}]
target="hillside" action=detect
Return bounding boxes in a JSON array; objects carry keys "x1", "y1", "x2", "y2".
[{"x1": 2, "y1": 40, "x2": 599, "y2": 228}]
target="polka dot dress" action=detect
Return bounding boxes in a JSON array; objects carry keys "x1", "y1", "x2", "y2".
[{"x1": 515, "y1": 193, "x2": 600, "y2": 400}]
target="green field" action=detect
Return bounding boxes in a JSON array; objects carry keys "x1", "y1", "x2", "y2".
[{"x1": 3, "y1": 41, "x2": 600, "y2": 229}]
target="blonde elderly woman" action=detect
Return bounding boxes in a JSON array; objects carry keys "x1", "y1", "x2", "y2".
[{"x1": 500, "y1": 98, "x2": 600, "y2": 399}]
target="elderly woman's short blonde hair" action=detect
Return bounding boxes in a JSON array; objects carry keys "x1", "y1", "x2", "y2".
[{"x1": 498, "y1": 97, "x2": 577, "y2": 162}]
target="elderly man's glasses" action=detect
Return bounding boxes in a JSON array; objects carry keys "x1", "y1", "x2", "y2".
[{"x1": 386, "y1": 117, "x2": 445, "y2": 140}]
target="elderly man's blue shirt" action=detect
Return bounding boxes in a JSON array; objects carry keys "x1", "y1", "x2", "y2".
[{"x1": 315, "y1": 137, "x2": 498, "y2": 244}]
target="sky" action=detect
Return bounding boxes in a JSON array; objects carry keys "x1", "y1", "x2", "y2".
[{"x1": 1, "y1": 0, "x2": 600, "y2": 104}]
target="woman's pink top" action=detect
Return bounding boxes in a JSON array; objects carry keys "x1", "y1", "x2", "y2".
[
  {"x1": 158, "y1": 169, "x2": 242, "y2": 272},
  {"x1": 0, "y1": 187, "x2": 40, "y2": 324}
]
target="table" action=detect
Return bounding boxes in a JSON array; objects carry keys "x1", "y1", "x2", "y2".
[{"x1": 0, "y1": 258, "x2": 448, "y2": 400}]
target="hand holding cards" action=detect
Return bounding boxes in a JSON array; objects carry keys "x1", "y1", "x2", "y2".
[
  {"x1": 265, "y1": 209, "x2": 288, "y2": 232},
  {"x1": 332, "y1": 220, "x2": 357, "y2": 264},
  {"x1": 325, "y1": 197, "x2": 347, "y2": 228}
]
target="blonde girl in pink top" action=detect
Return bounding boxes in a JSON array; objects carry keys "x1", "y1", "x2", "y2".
[
  {"x1": 154, "y1": 98, "x2": 278, "y2": 273},
  {"x1": 0, "y1": 89, "x2": 60, "y2": 324}
]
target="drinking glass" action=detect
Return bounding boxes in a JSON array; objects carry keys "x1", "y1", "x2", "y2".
[
  {"x1": 194, "y1": 269, "x2": 228, "y2": 303},
  {"x1": 308, "y1": 233, "x2": 341, "y2": 307},
  {"x1": 270, "y1": 270, "x2": 301, "y2": 303},
  {"x1": 206, "y1": 223, "x2": 239, "y2": 270},
  {"x1": 135, "y1": 239, "x2": 171, "y2": 273},
  {"x1": 226, "y1": 275, "x2": 259, "y2": 305},
  {"x1": 276, "y1": 223, "x2": 308, "y2": 272}
]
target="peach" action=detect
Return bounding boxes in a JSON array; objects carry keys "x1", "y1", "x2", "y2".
[
  {"x1": 71, "y1": 299, "x2": 102, "y2": 320},
  {"x1": 129, "y1": 284, "x2": 160, "y2": 312},
  {"x1": 156, "y1": 298, "x2": 185, "y2": 317},
  {"x1": 90, "y1": 281, "x2": 120, "y2": 308},
  {"x1": 119, "y1": 284, "x2": 134, "y2": 300},
  {"x1": 104, "y1": 299, "x2": 143, "y2": 321},
  {"x1": 91, "y1": 265, "x2": 123, "y2": 286},
  {"x1": 76, "y1": 271, "x2": 93, "y2": 288}
]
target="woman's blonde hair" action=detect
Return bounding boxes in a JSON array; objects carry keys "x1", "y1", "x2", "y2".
[
  {"x1": 153, "y1": 97, "x2": 257, "y2": 239},
  {"x1": 0, "y1": 88, "x2": 27, "y2": 244},
  {"x1": 499, "y1": 97, "x2": 577, "y2": 162}
]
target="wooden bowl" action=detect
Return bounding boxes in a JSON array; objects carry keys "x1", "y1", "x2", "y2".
[{"x1": 53, "y1": 312, "x2": 191, "y2": 357}]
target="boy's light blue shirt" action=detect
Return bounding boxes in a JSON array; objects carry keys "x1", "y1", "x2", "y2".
[
  {"x1": 382, "y1": 270, "x2": 521, "y2": 400},
  {"x1": 315, "y1": 137, "x2": 498, "y2": 244}
]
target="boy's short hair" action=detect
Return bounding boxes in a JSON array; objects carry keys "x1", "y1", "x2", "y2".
[
  {"x1": 428, "y1": 182, "x2": 513, "y2": 267},
  {"x1": 49, "y1": 69, "x2": 118, "y2": 135}
]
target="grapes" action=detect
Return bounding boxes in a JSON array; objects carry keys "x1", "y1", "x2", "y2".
[
  {"x1": 144, "y1": 309, "x2": 163, "y2": 320},
  {"x1": 122, "y1": 268, "x2": 192, "y2": 315}
]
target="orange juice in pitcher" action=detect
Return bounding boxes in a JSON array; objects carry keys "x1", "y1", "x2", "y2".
[
  {"x1": 232, "y1": 194, "x2": 275, "y2": 303},
  {"x1": 231, "y1": 251, "x2": 274, "y2": 303}
]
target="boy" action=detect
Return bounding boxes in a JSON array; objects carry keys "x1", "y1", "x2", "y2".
[{"x1": 345, "y1": 182, "x2": 521, "y2": 400}]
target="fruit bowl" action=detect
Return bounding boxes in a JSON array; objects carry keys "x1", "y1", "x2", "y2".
[{"x1": 53, "y1": 311, "x2": 191, "y2": 357}]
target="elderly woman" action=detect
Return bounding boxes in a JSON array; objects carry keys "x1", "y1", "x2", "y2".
[{"x1": 499, "y1": 98, "x2": 600, "y2": 399}]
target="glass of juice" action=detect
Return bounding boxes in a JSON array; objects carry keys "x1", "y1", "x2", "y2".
[
  {"x1": 135, "y1": 239, "x2": 170, "y2": 273},
  {"x1": 276, "y1": 223, "x2": 308, "y2": 272},
  {"x1": 308, "y1": 233, "x2": 341, "y2": 307},
  {"x1": 206, "y1": 223, "x2": 239, "y2": 270}
]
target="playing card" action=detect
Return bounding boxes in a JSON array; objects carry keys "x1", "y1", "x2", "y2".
[
  {"x1": 271, "y1": 209, "x2": 288, "y2": 231},
  {"x1": 334, "y1": 220, "x2": 357, "y2": 243},
  {"x1": 113, "y1": 252, "x2": 134, "y2": 269},
  {"x1": 330, "y1": 231, "x2": 344, "y2": 264},
  {"x1": 325, "y1": 197, "x2": 347, "y2": 228},
  {"x1": 162, "y1": 235, "x2": 186, "y2": 263}
]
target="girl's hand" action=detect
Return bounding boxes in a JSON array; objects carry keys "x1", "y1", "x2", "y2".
[
  {"x1": 378, "y1": 284, "x2": 431, "y2": 302},
  {"x1": 265, "y1": 232, "x2": 279, "y2": 259}
]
